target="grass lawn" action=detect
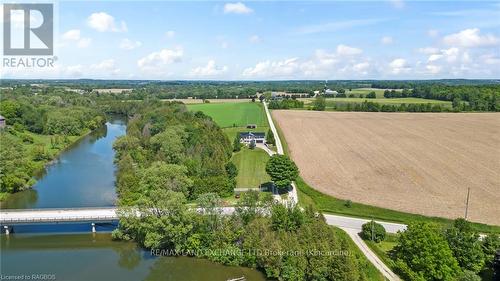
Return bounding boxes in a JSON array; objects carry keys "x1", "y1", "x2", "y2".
[
  {"x1": 332, "y1": 227, "x2": 386, "y2": 281},
  {"x1": 187, "y1": 102, "x2": 268, "y2": 128},
  {"x1": 231, "y1": 147, "x2": 271, "y2": 188}
]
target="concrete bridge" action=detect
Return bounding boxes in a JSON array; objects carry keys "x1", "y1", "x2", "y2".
[{"x1": 0, "y1": 207, "x2": 118, "y2": 234}]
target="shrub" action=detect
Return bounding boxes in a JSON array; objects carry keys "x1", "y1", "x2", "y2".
[{"x1": 361, "y1": 220, "x2": 386, "y2": 242}]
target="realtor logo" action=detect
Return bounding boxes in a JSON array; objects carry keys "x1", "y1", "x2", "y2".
[{"x1": 3, "y1": 3, "x2": 54, "y2": 55}]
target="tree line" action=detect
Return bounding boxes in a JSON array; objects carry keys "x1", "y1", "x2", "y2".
[{"x1": 114, "y1": 189, "x2": 379, "y2": 281}]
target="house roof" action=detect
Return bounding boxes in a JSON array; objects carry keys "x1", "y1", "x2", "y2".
[{"x1": 239, "y1": 132, "x2": 265, "y2": 138}]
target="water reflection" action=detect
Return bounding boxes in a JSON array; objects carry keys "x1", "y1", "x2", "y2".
[
  {"x1": 1, "y1": 120, "x2": 126, "y2": 209},
  {"x1": 0, "y1": 233, "x2": 267, "y2": 281}
]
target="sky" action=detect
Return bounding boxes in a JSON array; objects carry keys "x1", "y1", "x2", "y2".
[{"x1": 1, "y1": 0, "x2": 500, "y2": 80}]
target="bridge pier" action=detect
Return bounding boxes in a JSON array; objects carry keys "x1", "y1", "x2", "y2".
[
  {"x1": 91, "y1": 223, "x2": 96, "y2": 233},
  {"x1": 3, "y1": 225, "x2": 10, "y2": 235}
]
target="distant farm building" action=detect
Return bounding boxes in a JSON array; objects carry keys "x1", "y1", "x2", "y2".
[
  {"x1": 324, "y1": 89, "x2": 338, "y2": 95},
  {"x1": 239, "y1": 132, "x2": 265, "y2": 144}
]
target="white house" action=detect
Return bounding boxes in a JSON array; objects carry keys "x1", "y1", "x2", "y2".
[{"x1": 239, "y1": 132, "x2": 265, "y2": 144}]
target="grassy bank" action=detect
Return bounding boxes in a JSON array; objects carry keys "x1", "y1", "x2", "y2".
[
  {"x1": 363, "y1": 233, "x2": 399, "y2": 270},
  {"x1": 332, "y1": 227, "x2": 386, "y2": 281},
  {"x1": 0, "y1": 129, "x2": 89, "y2": 202}
]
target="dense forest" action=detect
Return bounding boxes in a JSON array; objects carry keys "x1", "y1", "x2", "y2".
[
  {"x1": 112, "y1": 101, "x2": 234, "y2": 203},
  {"x1": 0, "y1": 91, "x2": 105, "y2": 196}
]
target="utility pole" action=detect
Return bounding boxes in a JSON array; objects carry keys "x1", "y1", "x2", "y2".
[
  {"x1": 371, "y1": 217, "x2": 374, "y2": 242},
  {"x1": 464, "y1": 187, "x2": 470, "y2": 220}
]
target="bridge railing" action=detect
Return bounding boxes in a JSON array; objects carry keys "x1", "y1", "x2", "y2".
[{"x1": 0, "y1": 215, "x2": 118, "y2": 224}]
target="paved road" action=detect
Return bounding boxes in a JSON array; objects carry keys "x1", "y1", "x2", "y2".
[{"x1": 324, "y1": 214, "x2": 407, "y2": 234}]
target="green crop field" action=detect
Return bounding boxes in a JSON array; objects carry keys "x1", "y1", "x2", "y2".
[
  {"x1": 231, "y1": 147, "x2": 271, "y2": 188},
  {"x1": 187, "y1": 102, "x2": 268, "y2": 128},
  {"x1": 346, "y1": 88, "x2": 400, "y2": 98}
]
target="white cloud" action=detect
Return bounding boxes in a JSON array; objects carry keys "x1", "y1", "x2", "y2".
[
  {"x1": 389, "y1": 58, "x2": 410, "y2": 74},
  {"x1": 428, "y1": 53, "x2": 443, "y2": 62},
  {"x1": 221, "y1": 41, "x2": 229, "y2": 49},
  {"x1": 120, "y1": 38, "x2": 142, "y2": 50},
  {"x1": 66, "y1": 65, "x2": 84, "y2": 77},
  {"x1": 87, "y1": 12, "x2": 127, "y2": 32},
  {"x1": 389, "y1": 0, "x2": 405, "y2": 9},
  {"x1": 61, "y1": 29, "x2": 91, "y2": 48},
  {"x1": 425, "y1": 64, "x2": 442, "y2": 74},
  {"x1": 480, "y1": 54, "x2": 500, "y2": 65},
  {"x1": 62, "y1": 29, "x2": 81, "y2": 41},
  {"x1": 165, "y1": 30, "x2": 176, "y2": 38},
  {"x1": 336, "y1": 44, "x2": 363, "y2": 56},
  {"x1": 223, "y1": 2, "x2": 253, "y2": 14},
  {"x1": 443, "y1": 28, "x2": 499, "y2": 48},
  {"x1": 352, "y1": 62, "x2": 371, "y2": 74},
  {"x1": 137, "y1": 47, "x2": 184, "y2": 71},
  {"x1": 249, "y1": 35, "x2": 261, "y2": 43},
  {"x1": 190, "y1": 60, "x2": 228, "y2": 77},
  {"x1": 381, "y1": 36, "x2": 393, "y2": 45},
  {"x1": 242, "y1": 44, "x2": 371, "y2": 79},
  {"x1": 427, "y1": 29, "x2": 439, "y2": 38},
  {"x1": 243, "y1": 58, "x2": 300, "y2": 78},
  {"x1": 90, "y1": 59, "x2": 121, "y2": 75},
  {"x1": 418, "y1": 47, "x2": 439, "y2": 55},
  {"x1": 77, "y1": 38, "x2": 92, "y2": 48},
  {"x1": 297, "y1": 18, "x2": 391, "y2": 35}
]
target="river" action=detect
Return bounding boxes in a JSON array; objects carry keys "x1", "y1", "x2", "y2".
[{"x1": 0, "y1": 120, "x2": 266, "y2": 281}]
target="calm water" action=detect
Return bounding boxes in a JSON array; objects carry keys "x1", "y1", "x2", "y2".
[
  {"x1": 0, "y1": 233, "x2": 266, "y2": 281},
  {"x1": 1, "y1": 120, "x2": 126, "y2": 209},
  {"x1": 0, "y1": 120, "x2": 266, "y2": 281}
]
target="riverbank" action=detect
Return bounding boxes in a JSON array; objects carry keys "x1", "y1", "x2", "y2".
[
  {"x1": 0, "y1": 129, "x2": 92, "y2": 203},
  {"x1": 0, "y1": 120, "x2": 123, "y2": 209}
]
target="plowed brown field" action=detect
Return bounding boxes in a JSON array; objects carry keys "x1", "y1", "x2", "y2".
[{"x1": 273, "y1": 111, "x2": 500, "y2": 225}]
